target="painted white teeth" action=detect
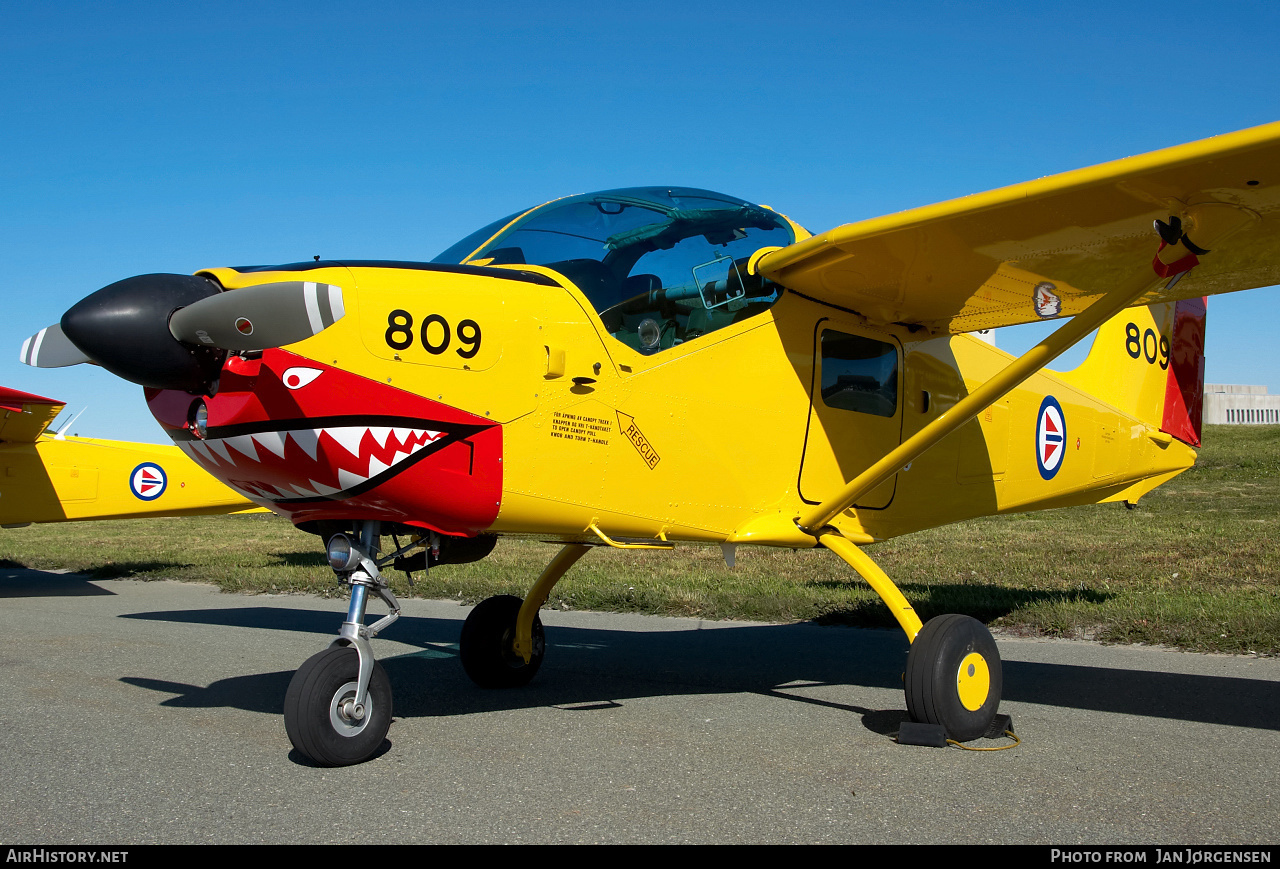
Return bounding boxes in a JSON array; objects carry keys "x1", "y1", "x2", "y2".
[
  {"x1": 224, "y1": 434, "x2": 259, "y2": 459},
  {"x1": 327, "y1": 427, "x2": 367, "y2": 458},
  {"x1": 337, "y1": 468, "x2": 365, "y2": 491},
  {"x1": 185, "y1": 422, "x2": 449, "y2": 500},
  {"x1": 366, "y1": 456, "x2": 390, "y2": 479},
  {"x1": 289, "y1": 428, "x2": 320, "y2": 460},
  {"x1": 205, "y1": 438, "x2": 234, "y2": 465},
  {"x1": 252, "y1": 430, "x2": 288, "y2": 459}
]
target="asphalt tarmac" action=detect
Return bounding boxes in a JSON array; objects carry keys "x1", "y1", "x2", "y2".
[{"x1": 1, "y1": 567, "x2": 1276, "y2": 845}]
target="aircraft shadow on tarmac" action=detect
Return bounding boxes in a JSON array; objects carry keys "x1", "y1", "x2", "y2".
[
  {"x1": 0, "y1": 566, "x2": 116, "y2": 597},
  {"x1": 120, "y1": 605, "x2": 1280, "y2": 733}
]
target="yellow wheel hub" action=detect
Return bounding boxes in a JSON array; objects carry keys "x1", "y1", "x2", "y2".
[{"x1": 956, "y1": 652, "x2": 991, "y2": 711}]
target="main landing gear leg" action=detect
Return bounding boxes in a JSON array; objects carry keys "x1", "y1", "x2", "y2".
[
  {"x1": 459, "y1": 543, "x2": 591, "y2": 688},
  {"x1": 284, "y1": 521, "x2": 401, "y2": 766},
  {"x1": 821, "y1": 533, "x2": 1002, "y2": 742}
]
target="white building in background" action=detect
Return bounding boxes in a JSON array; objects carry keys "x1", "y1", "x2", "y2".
[{"x1": 1203, "y1": 384, "x2": 1280, "y2": 424}]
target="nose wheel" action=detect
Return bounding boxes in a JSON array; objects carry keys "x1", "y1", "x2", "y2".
[{"x1": 284, "y1": 646, "x2": 392, "y2": 766}]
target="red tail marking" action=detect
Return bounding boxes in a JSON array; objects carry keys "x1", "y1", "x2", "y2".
[{"x1": 1161, "y1": 297, "x2": 1206, "y2": 448}]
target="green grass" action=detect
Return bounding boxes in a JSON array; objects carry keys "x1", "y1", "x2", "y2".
[{"x1": 3, "y1": 425, "x2": 1277, "y2": 654}]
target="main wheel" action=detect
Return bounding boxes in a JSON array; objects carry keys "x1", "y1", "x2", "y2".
[
  {"x1": 904, "y1": 614, "x2": 1002, "y2": 742},
  {"x1": 459, "y1": 594, "x2": 544, "y2": 688},
  {"x1": 284, "y1": 646, "x2": 392, "y2": 766}
]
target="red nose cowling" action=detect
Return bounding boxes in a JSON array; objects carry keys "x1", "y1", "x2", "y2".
[{"x1": 145, "y1": 349, "x2": 503, "y2": 535}]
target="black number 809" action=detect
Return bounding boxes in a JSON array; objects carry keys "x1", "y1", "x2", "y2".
[
  {"x1": 1124, "y1": 322, "x2": 1169, "y2": 370},
  {"x1": 385, "y1": 310, "x2": 482, "y2": 359}
]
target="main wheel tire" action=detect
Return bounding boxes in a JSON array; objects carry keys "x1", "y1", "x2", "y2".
[
  {"x1": 459, "y1": 594, "x2": 544, "y2": 688},
  {"x1": 905, "y1": 613, "x2": 1002, "y2": 742},
  {"x1": 284, "y1": 646, "x2": 392, "y2": 766}
]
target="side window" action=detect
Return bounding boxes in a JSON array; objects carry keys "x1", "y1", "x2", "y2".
[
  {"x1": 603, "y1": 245, "x2": 783, "y2": 354},
  {"x1": 819, "y1": 330, "x2": 898, "y2": 417}
]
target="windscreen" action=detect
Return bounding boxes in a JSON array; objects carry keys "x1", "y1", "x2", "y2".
[{"x1": 433, "y1": 187, "x2": 796, "y2": 353}]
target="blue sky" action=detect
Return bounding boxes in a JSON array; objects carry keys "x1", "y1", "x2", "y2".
[{"x1": 2, "y1": 1, "x2": 1278, "y2": 441}]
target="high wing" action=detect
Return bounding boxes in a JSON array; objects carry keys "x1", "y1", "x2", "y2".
[
  {"x1": 0, "y1": 385, "x2": 264, "y2": 525},
  {"x1": 757, "y1": 121, "x2": 1280, "y2": 333},
  {"x1": 0, "y1": 385, "x2": 65, "y2": 444}
]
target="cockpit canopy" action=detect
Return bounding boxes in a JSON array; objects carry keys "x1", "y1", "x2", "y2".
[{"x1": 432, "y1": 187, "x2": 798, "y2": 353}]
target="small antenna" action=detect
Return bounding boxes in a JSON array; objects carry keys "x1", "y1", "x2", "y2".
[{"x1": 53, "y1": 407, "x2": 87, "y2": 440}]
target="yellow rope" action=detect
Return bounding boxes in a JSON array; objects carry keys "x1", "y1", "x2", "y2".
[{"x1": 947, "y1": 729, "x2": 1021, "y2": 751}]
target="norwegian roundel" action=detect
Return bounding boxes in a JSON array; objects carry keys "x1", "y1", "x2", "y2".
[
  {"x1": 130, "y1": 462, "x2": 168, "y2": 501},
  {"x1": 1035, "y1": 396, "x2": 1066, "y2": 480}
]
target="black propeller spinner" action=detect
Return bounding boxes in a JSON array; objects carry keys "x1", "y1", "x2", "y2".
[{"x1": 61, "y1": 273, "x2": 226, "y2": 394}]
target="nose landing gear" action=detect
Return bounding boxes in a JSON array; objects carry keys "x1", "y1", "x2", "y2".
[{"x1": 284, "y1": 521, "x2": 402, "y2": 766}]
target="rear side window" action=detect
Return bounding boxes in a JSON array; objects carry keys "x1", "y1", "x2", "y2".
[{"x1": 820, "y1": 330, "x2": 898, "y2": 417}]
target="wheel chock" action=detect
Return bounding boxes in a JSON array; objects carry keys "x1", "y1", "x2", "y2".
[
  {"x1": 984, "y1": 713, "x2": 1014, "y2": 739},
  {"x1": 896, "y1": 721, "x2": 949, "y2": 747},
  {"x1": 897, "y1": 714, "x2": 1016, "y2": 748}
]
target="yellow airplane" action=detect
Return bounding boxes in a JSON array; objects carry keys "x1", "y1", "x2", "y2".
[
  {"x1": 21, "y1": 120, "x2": 1280, "y2": 766},
  {"x1": 0, "y1": 385, "x2": 259, "y2": 525}
]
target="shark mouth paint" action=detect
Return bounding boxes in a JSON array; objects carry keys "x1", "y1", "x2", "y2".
[{"x1": 146, "y1": 350, "x2": 502, "y2": 533}]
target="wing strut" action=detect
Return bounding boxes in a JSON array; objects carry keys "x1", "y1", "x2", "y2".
[
  {"x1": 809, "y1": 257, "x2": 1190, "y2": 648},
  {"x1": 799, "y1": 202, "x2": 1258, "y2": 652},
  {"x1": 798, "y1": 250, "x2": 1204, "y2": 539}
]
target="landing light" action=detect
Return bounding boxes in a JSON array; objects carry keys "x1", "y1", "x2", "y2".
[
  {"x1": 327, "y1": 534, "x2": 361, "y2": 573},
  {"x1": 191, "y1": 401, "x2": 208, "y2": 439}
]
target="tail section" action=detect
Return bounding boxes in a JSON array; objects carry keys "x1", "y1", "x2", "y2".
[{"x1": 1058, "y1": 297, "x2": 1206, "y2": 447}]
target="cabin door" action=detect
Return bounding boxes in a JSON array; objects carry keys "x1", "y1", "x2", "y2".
[{"x1": 799, "y1": 318, "x2": 904, "y2": 511}]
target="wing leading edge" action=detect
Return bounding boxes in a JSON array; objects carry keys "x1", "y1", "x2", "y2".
[
  {"x1": 0, "y1": 385, "x2": 265, "y2": 524},
  {"x1": 0, "y1": 386, "x2": 65, "y2": 444},
  {"x1": 757, "y1": 121, "x2": 1280, "y2": 334}
]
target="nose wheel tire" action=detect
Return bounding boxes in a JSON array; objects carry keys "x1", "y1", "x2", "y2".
[
  {"x1": 284, "y1": 646, "x2": 392, "y2": 766},
  {"x1": 904, "y1": 613, "x2": 1002, "y2": 742},
  {"x1": 460, "y1": 594, "x2": 545, "y2": 688}
]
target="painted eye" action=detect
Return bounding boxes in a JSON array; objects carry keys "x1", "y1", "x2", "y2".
[{"x1": 282, "y1": 367, "x2": 323, "y2": 390}]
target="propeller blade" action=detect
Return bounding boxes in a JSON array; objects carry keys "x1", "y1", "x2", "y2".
[
  {"x1": 168, "y1": 281, "x2": 345, "y2": 351},
  {"x1": 19, "y1": 324, "x2": 92, "y2": 368}
]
